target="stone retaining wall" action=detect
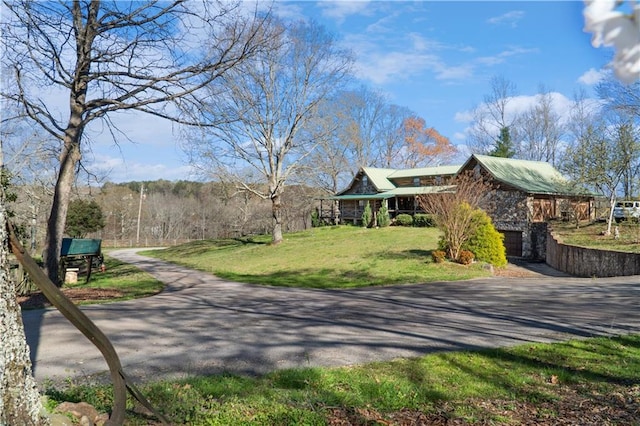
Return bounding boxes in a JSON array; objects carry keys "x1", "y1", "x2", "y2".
[{"x1": 546, "y1": 230, "x2": 640, "y2": 277}]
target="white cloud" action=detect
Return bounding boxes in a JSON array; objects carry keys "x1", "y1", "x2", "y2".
[
  {"x1": 578, "y1": 68, "x2": 606, "y2": 85},
  {"x1": 88, "y1": 153, "x2": 196, "y2": 183},
  {"x1": 476, "y1": 46, "x2": 539, "y2": 66},
  {"x1": 486, "y1": 10, "x2": 525, "y2": 27},
  {"x1": 317, "y1": 0, "x2": 373, "y2": 24}
]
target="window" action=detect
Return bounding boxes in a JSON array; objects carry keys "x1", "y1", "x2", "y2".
[
  {"x1": 362, "y1": 175, "x2": 368, "y2": 186},
  {"x1": 413, "y1": 177, "x2": 420, "y2": 186},
  {"x1": 435, "y1": 176, "x2": 442, "y2": 185}
]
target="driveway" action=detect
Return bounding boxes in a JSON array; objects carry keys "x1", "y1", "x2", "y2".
[{"x1": 22, "y1": 249, "x2": 640, "y2": 384}]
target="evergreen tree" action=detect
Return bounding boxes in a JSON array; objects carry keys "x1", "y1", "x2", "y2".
[
  {"x1": 377, "y1": 204, "x2": 391, "y2": 227},
  {"x1": 361, "y1": 202, "x2": 373, "y2": 228},
  {"x1": 65, "y1": 199, "x2": 105, "y2": 238},
  {"x1": 489, "y1": 127, "x2": 515, "y2": 158}
]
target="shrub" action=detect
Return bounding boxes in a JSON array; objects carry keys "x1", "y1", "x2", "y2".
[
  {"x1": 431, "y1": 250, "x2": 446, "y2": 263},
  {"x1": 394, "y1": 214, "x2": 413, "y2": 226},
  {"x1": 377, "y1": 204, "x2": 391, "y2": 227},
  {"x1": 457, "y1": 249, "x2": 474, "y2": 265},
  {"x1": 462, "y1": 209, "x2": 508, "y2": 267},
  {"x1": 413, "y1": 213, "x2": 435, "y2": 227},
  {"x1": 361, "y1": 202, "x2": 372, "y2": 228},
  {"x1": 311, "y1": 209, "x2": 322, "y2": 228}
]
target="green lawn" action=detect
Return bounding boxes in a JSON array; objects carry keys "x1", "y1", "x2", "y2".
[
  {"x1": 142, "y1": 226, "x2": 492, "y2": 288},
  {"x1": 75, "y1": 255, "x2": 164, "y2": 299},
  {"x1": 45, "y1": 334, "x2": 640, "y2": 425},
  {"x1": 552, "y1": 220, "x2": 640, "y2": 253},
  {"x1": 41, "y1": 225, "x2": 640, "y2": 424}
]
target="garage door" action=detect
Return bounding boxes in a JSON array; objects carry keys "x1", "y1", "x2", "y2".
[{"x1": 500, "y1": 231, "x2": 523, "y2": 257}]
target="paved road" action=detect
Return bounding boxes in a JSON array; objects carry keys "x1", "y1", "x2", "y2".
[{"x1": 23, "y1": 249, "x2": 640, "y2": 384}]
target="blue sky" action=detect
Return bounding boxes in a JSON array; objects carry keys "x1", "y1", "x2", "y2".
[{"x1": 89, "y1": 1, "x2": 615, "y2": 183}]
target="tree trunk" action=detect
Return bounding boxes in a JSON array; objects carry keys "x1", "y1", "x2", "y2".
[
  {"x1": 44, "y1": 139, "x2": 81, "y2": 285},
  {"x1": 271, "y1": 192, "x2": 283, "y2": 245},
  {"x1": 0, "y1": 202, "x2": 49, "y2": 425}
]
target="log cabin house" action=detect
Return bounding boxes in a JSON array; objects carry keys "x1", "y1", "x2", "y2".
[{"x1": 322, "y1": 154, "x2": 596, "y2": 259}]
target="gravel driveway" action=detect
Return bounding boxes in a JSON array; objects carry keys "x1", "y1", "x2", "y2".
[{"x1": 22, "y1": 249, "x2": 640, "y2": 384}]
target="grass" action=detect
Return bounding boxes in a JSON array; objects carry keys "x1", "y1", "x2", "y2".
[
  {"x1": 552, "y1": 220, "x2": 640, "y2": 253},
  {"x1": 40, "y1": 225, "x2": 640, "y2": 423},
  {"x1": 44, "y1": 334, "x2": 640, "y2": 425},
  {"x1": 142, "y1": 226, "x2": 493, "y2": 288},
  {"x1": 71, "y1": 255, "x2": 164, "y2": 301},
  {"x1": 18, "y1": 255, "x2": 165, "y2": 308}
]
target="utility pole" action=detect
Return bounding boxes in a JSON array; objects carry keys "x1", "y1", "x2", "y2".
[{"x1": 136, "y1": 183, "x2": 144, "y2": 246}]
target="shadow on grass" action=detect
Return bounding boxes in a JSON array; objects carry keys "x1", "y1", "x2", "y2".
[
  {"x1": 378, "y1": 249, "x2": 434, "y2": 262},
  {"x1": 216, "y1": 268, "x2": 383, "y2": 289}
]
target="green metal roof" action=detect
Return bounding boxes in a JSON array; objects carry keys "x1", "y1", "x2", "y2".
[
  {"x1": 469, "y1": 155, "x2": 578, "y2": 195},
  {"x1": 331, "y1": 185, "x2": 456, "y2": 200},
  {"x1": 388, "y1": 165, "x2": 461, "y2": 179},
  {"x1": 329, "y1": 193, "x2": 393, "y2": 200},
  {"x1": 361, "y1": 167, "x2": 396, "y2": 191},
  {"x1": 384, "y1": 185, "x2": 456, "y2": 196}
]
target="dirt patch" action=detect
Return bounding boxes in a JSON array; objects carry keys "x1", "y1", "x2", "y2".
[
  {"x1": 327, "y1": 383, "x2": 640, "y2": 425},
  {"x1": 18, "y1": 288, "x2": 124, "y2": 310}
]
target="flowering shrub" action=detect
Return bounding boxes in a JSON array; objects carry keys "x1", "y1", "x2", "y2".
[{"x1": 583, "y1": 0, "x2": 640, "y2": 83}]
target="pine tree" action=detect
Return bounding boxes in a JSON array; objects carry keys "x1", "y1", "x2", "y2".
[{"x1": 489, "y1": 127, "x2": 515, "y2": 158}]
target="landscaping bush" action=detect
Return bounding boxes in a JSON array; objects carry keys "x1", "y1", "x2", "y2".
[
  {"x1": 361, "y1": 202, "x2": 373, "y2": 228},
  {"x1": 462, "y1": 209, "x2": 508, "y2": 267},
  {"x1": 377, "y1": 205, "x2": 391, "y2": 227},
  {"x1": 311, "y1": 209, "x2": 322, "y2": 228},
  {"x1": 413, "y1": 213, "x2": 435, "y2": 227},
  {"x1": 394, "y1": 214, "x2": 413, "y2": 226},
  {"x1": 457, "y1": 249, "x2": 474, "y2": 265},
  {"x1": 431, "y1": 250, "x2": 446, "y2": 263}
]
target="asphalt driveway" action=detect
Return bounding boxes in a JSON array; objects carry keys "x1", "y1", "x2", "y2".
[{"x1": 22, "y1": 249, "x2": 640, "y2": 384}]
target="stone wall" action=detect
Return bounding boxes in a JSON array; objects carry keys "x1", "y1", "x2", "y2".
[
  {"x1": 546, "y1": 231, "x2": 640, "y2": 277},
  {"x1": 487, "y1": 190, "x2": 532, "y2": 257}
]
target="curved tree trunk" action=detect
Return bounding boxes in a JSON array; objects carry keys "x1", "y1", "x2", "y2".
[{"x1": 0, "y1": 201, "x2": 49, "y2": 425}]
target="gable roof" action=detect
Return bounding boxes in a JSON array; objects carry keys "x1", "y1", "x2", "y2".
[
  {"x1": 361, "y1": 167, "x2": 396, "y2": 191},
  {"x1": 462, "y1": 154, "x2": 572, "y2": 195}
]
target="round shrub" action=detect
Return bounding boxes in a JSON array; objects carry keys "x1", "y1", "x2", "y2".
[
  {"x1": 413, "y1": 213, "x2": 435, "y2": 227},
  {"x1": 457, "y1": 249, "x2": 474, "y2": 265},
  {"x1": 463, "y1": 209, "x2": 508, "y2": 267},
  {"x1": 395, "y1": 214, "x2": 413, "y2": 226},
  {"x1": 431, "y1": 250, "x2": 446, "y2": 263}
]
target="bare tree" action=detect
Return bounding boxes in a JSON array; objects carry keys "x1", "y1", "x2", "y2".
[
  {"x1": 561, "y1": 120, "x2": 635, "y2": 235},
  {"x1": 514, "y1": 86, "x2": 565, "y2": 165},
  {"x1": 1, "y1": 0, "x2": 271, "y2": 283},
  {"x1": 467, "y1": 75, "x2": 518, "y2": 154},
  {"x1": 376, "y1": 104, "x2": 413, "y2": 168},
  {"x1": 300, "y1": 97, "x2": 353, "y2": 194},
  {"x1": 417, "y1": 171, "x2": 492, "y2": 261},
  {"x1": 596, "y1": 77, "x2": 640, "y2": 121},
  {"x1": 186, "y1": 19, "x2": 352, "y2": 244}
]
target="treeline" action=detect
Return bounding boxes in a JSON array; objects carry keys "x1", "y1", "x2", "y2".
[{"x1": 10, "y1": 180, "x2": 325, "y2": 250}]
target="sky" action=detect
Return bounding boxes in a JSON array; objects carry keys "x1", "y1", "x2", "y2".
[{"x1": 85, "y1": 0, "x2": 616, "y2": 183}]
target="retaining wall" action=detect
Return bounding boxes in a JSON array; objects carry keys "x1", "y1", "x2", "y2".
[{"x1": 546, "y1": 231, "x2": 640, "y2": 277}]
